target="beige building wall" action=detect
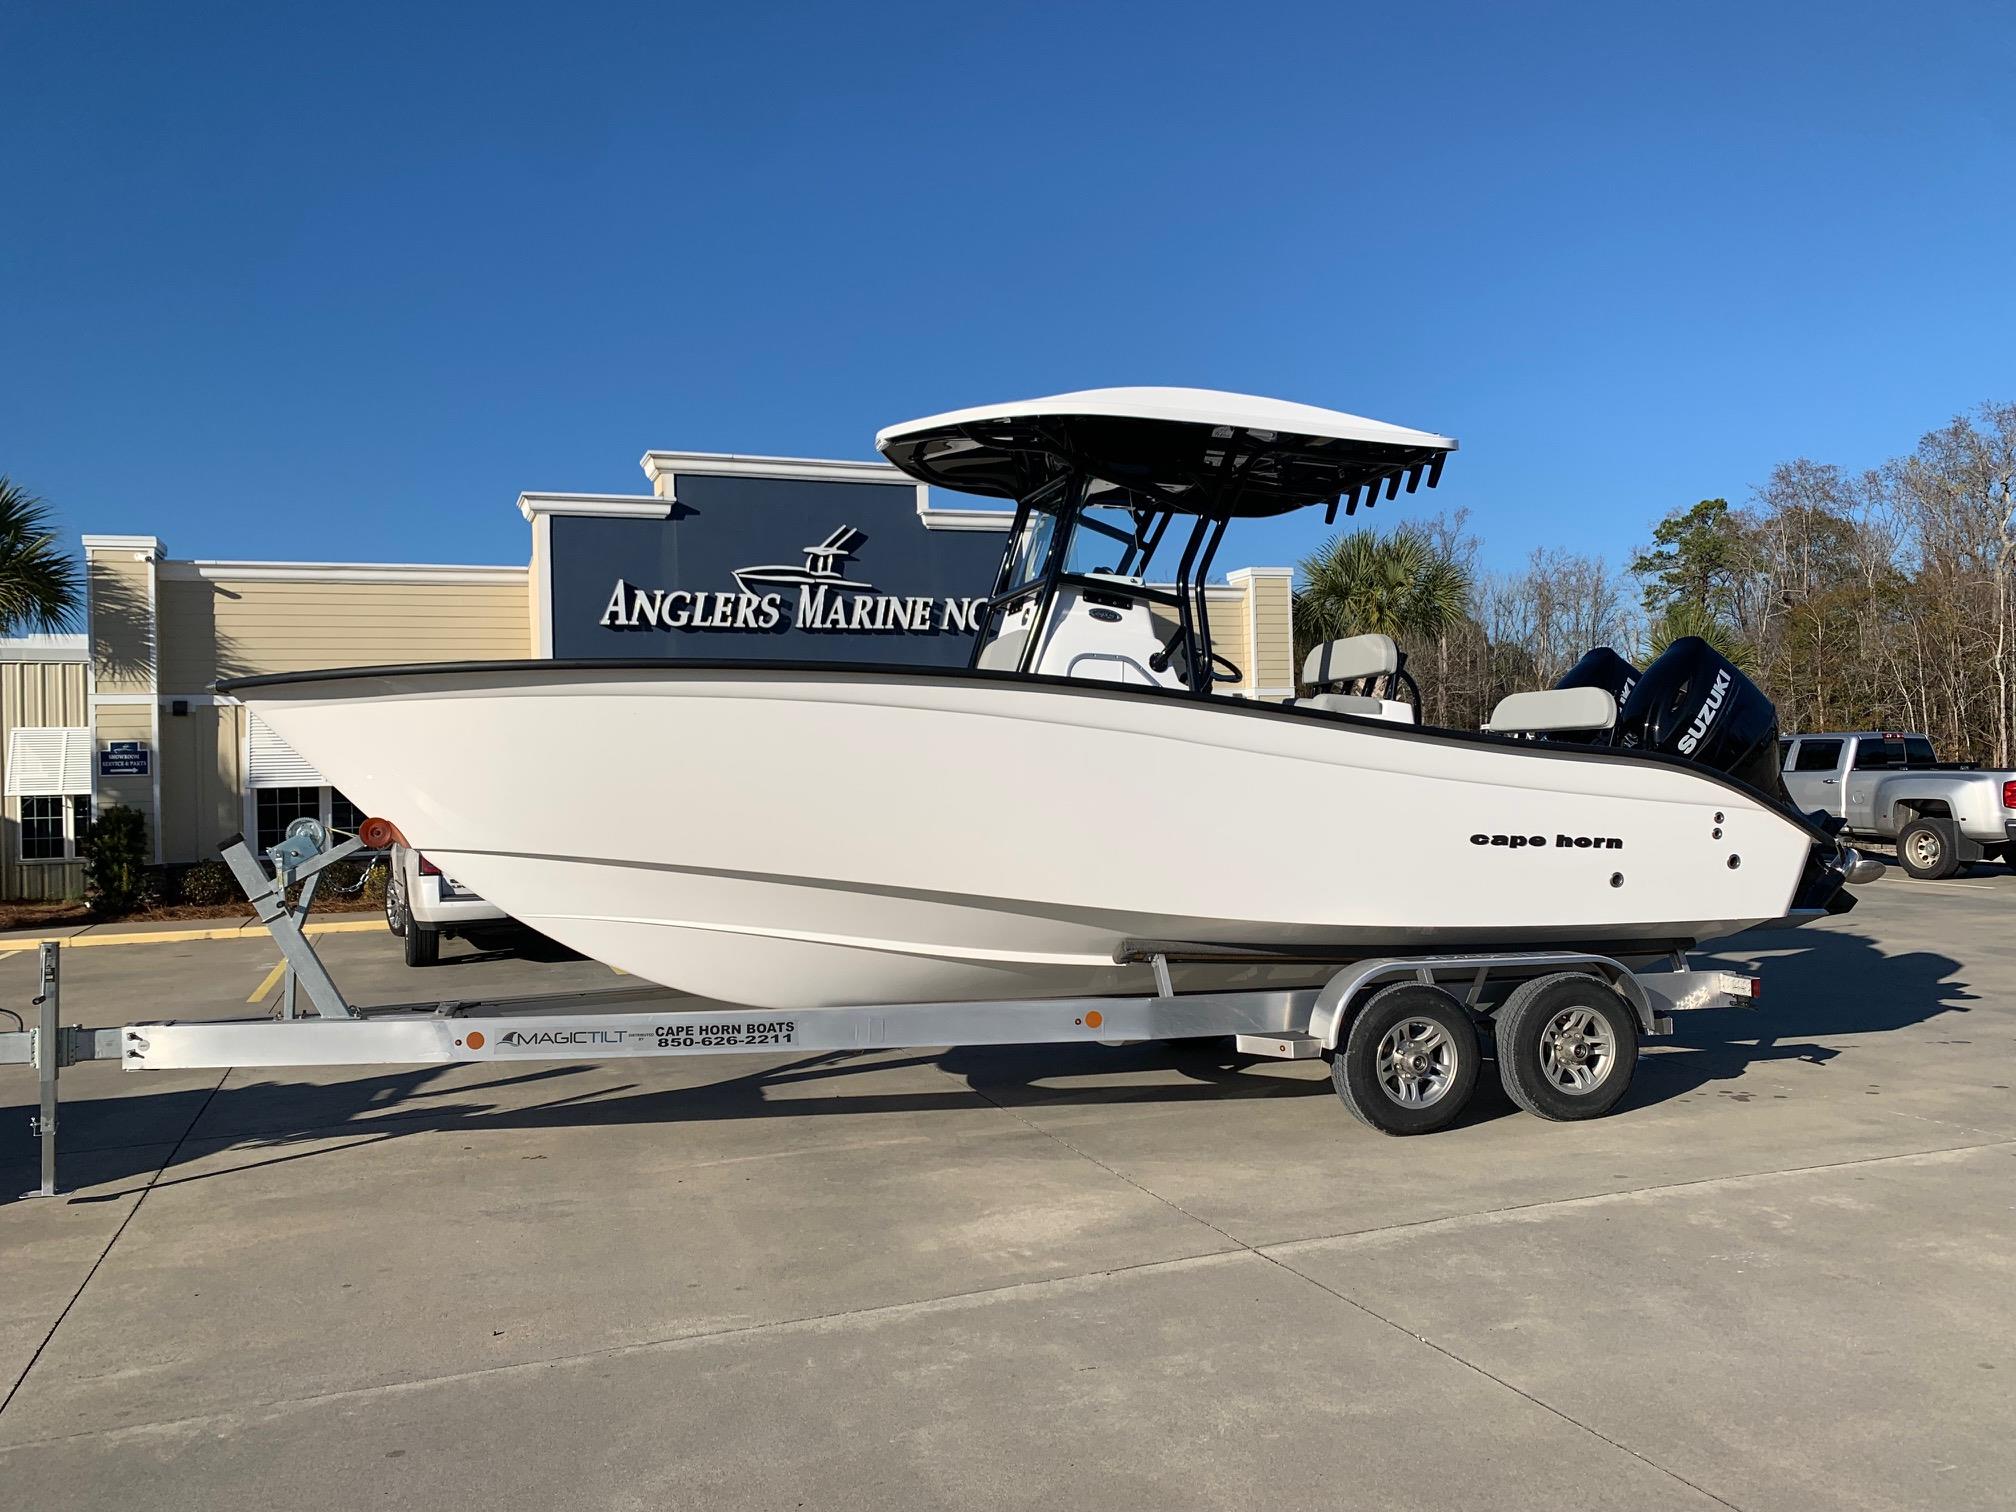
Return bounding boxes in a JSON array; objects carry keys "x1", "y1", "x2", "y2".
[
  {"x1": 158, "y1": 704, "x2": 247, "y2": 865},
  {"x1": 0, "y1": 656, "x2": 90, "y2": 900},
  {"x1": 156, "y1": 570, "x2": 530, "y2": 688},
  {"x1": 1229, "y1": 568, "x2": 1297, "y2": 698},
  {"x1": 86, "y1": 540, "x2": 158, "y2": 696}
]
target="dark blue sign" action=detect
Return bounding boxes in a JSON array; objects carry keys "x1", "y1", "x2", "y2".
[
  {"x1": 99, "y1": 740, "x2": 149, "y2": 776},
  {"x1": 548, "y1": 473, "x2": 1006, "y2": 665}
]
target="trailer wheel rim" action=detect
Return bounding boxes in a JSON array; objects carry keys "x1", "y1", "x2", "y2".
[
  {"x1": 1375, "y1": 1018, "x2": 1458, "y2": 1107},
  {"x1": 1907, "y1": 830, "x2": 1941, "y2": 869},
  {"x1": 1539, "y1": 1006, "x2": 1617, "y2": 1094}
]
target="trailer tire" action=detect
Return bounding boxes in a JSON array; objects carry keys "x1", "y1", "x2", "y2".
[
  {"x1": 1897, "y1": 817, "x2": 1961, "y2": 880},
  {"x1": 1494, "y1": 973, "x2": 1638, "y2": 1121},
  {"x1": 404, "y1": 923, "x2": 440, "y2": 968},
  {"x1": 1331, "y1": 983, "x2": 1479, "y2": 1136}
]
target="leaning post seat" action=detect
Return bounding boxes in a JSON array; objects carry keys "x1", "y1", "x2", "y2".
[
  {"x1": 1482, "y1": 686, "x2": 1618, "y2": 737},
  {"x1": 1300, "y1": 692, "x2": 1390, "y2": 716},
  {"x1": 1302, "y1": 634, "x2": 1400, "y2": 688},
  {"x1": 1292, "y1": 634, "x2": 1416, "y2": 723}
]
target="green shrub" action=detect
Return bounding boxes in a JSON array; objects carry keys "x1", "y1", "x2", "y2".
[
  {"x1": 82, "y1": 804, "x2": 149, "y2": 914},
  {"x1": 178, "y1": 857, "x2": 239, "y2": 908}
]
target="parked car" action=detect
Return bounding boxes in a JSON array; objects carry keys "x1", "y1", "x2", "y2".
[
  {"x1": 1778, "y1": 731, "x2": 2016, "y2": 879},
  {"x1": 383, "y1": 840, "x2": 509, "y2": 965}
]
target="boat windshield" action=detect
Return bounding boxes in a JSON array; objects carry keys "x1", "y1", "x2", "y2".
[
  {"x1": 1003, "y1": 510, "x2": 1059, "y2": 591},
  {"x1": 971, "y1": 477, "x2": 1223, "y2": 693},
  {"x1": 1064, "y1": 506, "x2": 1152, "y2": 575}
]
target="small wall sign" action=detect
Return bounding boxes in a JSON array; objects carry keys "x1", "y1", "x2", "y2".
[{"x1": 99, "y1": 740, "x2": 149, "y2": 777}]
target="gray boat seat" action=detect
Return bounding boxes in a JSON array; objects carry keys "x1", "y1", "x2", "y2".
[
  {"x1": 1302, "y1": 634, "x2": 1400, "y2": 687},
  {"x1": 1482, "y1": 686, "x2": 1617, "y2": 735},
  {"x1": 1300, "y1": 692, "x2": 1388, "y2": 717},
  {"x1": 976, "y1": 626, "x2": 1031, "y2": 672}
]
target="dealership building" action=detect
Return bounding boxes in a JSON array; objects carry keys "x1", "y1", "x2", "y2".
[{"x1": 0, "y1": 449, "x2": 1297, "y2": 899}]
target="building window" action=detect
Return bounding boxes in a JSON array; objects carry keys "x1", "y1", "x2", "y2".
[
  {"x1": 329, "y1": 789, "x2": 366, "y2": 835},
  {"x1": 19, "y1": 794, "x2": 90, "y2": 862},
  {"x1": 255, "y1": 786, "x2": 323, "y2": 854},
  {"x1": 6, "y1": 725, "x2": 94, "y2": 864},
  {"x1": 252, "y1": 786, "x2": 373, "y2": 854}
]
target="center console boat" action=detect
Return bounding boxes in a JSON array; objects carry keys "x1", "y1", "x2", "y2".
[{"x1": 221, "y1": 388, "x2": 1870, "y2": 1019}]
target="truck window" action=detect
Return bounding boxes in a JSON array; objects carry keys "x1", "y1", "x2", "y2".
[
  {"x1": 1903, "y1": 736, "x2": 1936, "y2": 765},
  {"x1": 1854, "y1": 738, "x2": 1902, "y2": 769},
  {"x1": 1793, "y1": 739, "x2": 1843, "y2": 772}
]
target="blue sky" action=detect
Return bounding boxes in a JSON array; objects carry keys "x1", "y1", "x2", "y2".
[{"x1": 4, "y1": 1, "x2": 2011, "y2": 580}]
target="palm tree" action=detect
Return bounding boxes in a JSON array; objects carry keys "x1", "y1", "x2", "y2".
[
  {"x1": 0, "y1": 479, "x2": 81, "y2": 634},
  {"x1": 1293, "y1": 525, "x2": 1472, "y2": 669},
  {"x1": 1645, "y1": 598, "x2": 1754, "y2": 671}
]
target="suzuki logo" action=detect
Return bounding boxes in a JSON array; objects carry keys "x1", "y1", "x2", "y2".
[{"x1": 1676, "y1": 669, "x2": 1732, "y2": 755}]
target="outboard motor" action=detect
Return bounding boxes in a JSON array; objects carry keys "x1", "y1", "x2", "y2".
[
  {"x1": 1615, "y1": 636, "x2": 1783, "y2": 797},
  {"x1": 1619, "y1": 636, "x2": 1872, "y2": 916},
  {"x1": 1549, "y1": 647, "x2": 1643, "y2": 744}
]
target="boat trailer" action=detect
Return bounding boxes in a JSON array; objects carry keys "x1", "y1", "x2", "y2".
[{"x1": 6, "y1": 829, "x2": 1760, "y2": 1196}]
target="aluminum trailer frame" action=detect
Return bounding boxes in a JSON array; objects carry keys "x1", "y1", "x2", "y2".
[{"x1": 5, "y1": 836, "x2": 1758, "y2": 1193}]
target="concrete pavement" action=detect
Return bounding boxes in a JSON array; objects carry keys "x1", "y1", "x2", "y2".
[{"x1": 1, "y1": 866, "x2": 2012, "y2": 1509}]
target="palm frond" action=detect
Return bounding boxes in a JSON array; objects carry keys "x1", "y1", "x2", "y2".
[
  {"x1": 1292, "y1": 524, "x2": 1474, "y2": 674},
  {"x1": 0, "y1": 478, "x2": 82, "y2": 635}
]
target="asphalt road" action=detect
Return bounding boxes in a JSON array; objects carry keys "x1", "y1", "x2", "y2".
[{"x1": 2, "y1": 864, "x2": 2013, "y2": 1510}]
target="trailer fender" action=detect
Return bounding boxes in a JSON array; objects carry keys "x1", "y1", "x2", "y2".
[{"x1": 1308, "y1": 953, "x2": 1663, "y2": 1050}]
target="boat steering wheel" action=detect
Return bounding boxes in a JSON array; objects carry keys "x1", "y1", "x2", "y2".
[{"x1": 1150, "y1": 628, "x2": 1244, "y2": 685}]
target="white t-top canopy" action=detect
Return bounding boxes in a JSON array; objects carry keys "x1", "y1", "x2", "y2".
[{"x1": 876, "y1": 387, "x2": 1457, "y2": 517}]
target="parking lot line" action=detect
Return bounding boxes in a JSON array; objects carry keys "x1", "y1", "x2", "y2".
[
  {"x1": 0, "y1": 918, "x2": 385, "y2": 951},
  {"x1": 246, "y1": 959, "x2": 289, "y2": 1004}
]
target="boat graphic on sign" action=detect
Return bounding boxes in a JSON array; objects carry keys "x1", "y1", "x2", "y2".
[{"x1": 732, "y1": 527, "x2": 875, "y2": 595}]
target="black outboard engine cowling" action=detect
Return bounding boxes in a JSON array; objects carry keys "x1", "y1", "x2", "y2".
[
  {"x1": 1555, "y1": 646, "x2": 1642, "y2": 707},
  {"x1": 1550, "y1": 647, "x2": 1643, "y2": 744},
  {"x1": 1616, "y1": 636, "x2": 1784, "y2": 797}
]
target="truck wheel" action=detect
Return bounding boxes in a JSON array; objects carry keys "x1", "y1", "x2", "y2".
[
  {"x1": 404, "y1": 924, "x2": 440, "y2": 968},
  {"x1": 1494, "y1": 973, "x2": 1640, "y2": 1121},
  {"x1": 1331, "y1": 983, "x2": 1480, "y2": 1135},
  {"x1": 384, "y1": 877, "x2": 409, "y2": 938},
  {"x1": 1897, "y1": 817, "x2": 1961, "y2": 880}
]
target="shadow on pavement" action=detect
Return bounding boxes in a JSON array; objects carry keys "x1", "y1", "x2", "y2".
[
  {"x1": 1620, "y1": 922, "x2": 1970, "y2": 1110},
  {"x1": 1, "y1": 923, "x2": 1969, "y2": 1204}
]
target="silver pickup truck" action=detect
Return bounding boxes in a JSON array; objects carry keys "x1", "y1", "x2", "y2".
[{"x1": 1778, "y1": 731, "x2": 2016, "y2": 879}]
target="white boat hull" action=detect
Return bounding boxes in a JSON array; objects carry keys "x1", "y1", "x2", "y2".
[{"x1": 239, "y1": 665, "x2": 1820, "y2": 1009}]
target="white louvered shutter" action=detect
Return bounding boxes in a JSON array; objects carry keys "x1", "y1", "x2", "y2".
[
  {"x1": 246, "y1": 713, "x2": 326, "y2": 787},
  {"x1": 5, "y1": 726, "x2": 92, "y2": 797}
]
